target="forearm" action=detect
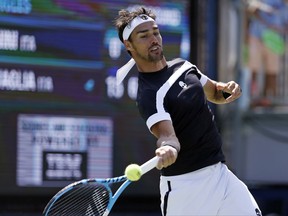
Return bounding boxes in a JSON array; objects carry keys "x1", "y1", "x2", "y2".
[
  {"x1": 151, "y1": 120, "x2": 181, "y2": 152},
  {"x1": 151, "y1": 120, "x2": 180, "y2": 169}
]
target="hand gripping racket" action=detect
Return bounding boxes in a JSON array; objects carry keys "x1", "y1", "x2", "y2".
[{"x1": 43, "y1": 156, "x2": 159, "y2": 216}]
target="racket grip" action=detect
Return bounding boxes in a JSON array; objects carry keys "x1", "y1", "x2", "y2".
[{"x1": 140, "y1": 156, "x2": 159, "y2": 175}]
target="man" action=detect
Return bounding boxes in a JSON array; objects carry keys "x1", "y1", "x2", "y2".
[{"x1": 114, "y1": 7, "x2": 261, "y2": 216}]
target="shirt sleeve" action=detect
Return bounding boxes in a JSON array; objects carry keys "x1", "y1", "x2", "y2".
[
  {"x1": 137, "y1": 89, "x2": 171, "y2": 131},
  {"x1": 186, "y1": 65, "x2": 209, "y2": 86}
]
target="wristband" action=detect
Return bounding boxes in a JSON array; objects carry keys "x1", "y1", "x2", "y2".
[{"x1": 161, "y1": 141, "x2": 180, "y2": 153}]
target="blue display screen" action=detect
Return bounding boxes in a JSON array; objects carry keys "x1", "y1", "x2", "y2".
[{"x1": 0, "y1": 0, "x2": 190, "y2": 196}]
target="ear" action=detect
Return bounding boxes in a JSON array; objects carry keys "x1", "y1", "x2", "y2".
[{"x1": 124, "y1": 40, "x2": 134, "y2": 52}]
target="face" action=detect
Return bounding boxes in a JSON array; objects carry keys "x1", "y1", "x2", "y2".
[{"x1": 125, "y1": 21, "x2": 163, "y2": 62}]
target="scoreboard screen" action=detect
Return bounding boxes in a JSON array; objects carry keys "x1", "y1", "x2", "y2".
[
  {"x1": 17, "y1": 114, "x2": 113, "y2": 187},
  {"x1": 0, "y1": 0, "x2": 190, "y2": 196}
]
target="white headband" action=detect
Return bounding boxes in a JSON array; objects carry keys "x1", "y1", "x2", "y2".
[
  {"x1": 122, "y1": 14, "x2": 155, "y2": 41},
  {"x1": 116, "y1": 58, "x2": 135, "y2": 85}
]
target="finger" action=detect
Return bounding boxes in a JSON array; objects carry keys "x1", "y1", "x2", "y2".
[
  {"x1": 230, "y1": 84, "x2": 242, "y2": 96},
  {"x1": 225, "y1": 89, "x2": 242, "y2": 102},
  {"x1": 155, "y1": 146, "x2": 177, "y2": 169},
  {"x1": 225, "y1": 82, "x2": 242, "y2": 96},
  {"x1": 226, "y1": 82, "x2": 236, "y2": 93},
  {"x1": 156, "y1": 161, "x2": 163, "y2": 170},
  {"x1": 155, "y1": 148, "x2": 166, "y2": 169},
  {"x1": 231, "y1": 83, "x2": 240, "y2": 94},
  {"x1": 162, "y1": 150, "x2": 174, "y2": 168},
  {"x1": 155, "y1": 155, "x2": 163, "y2": 170},
  {"x1": 234, "y1": 87, "x2": 242, "y2": 95}
]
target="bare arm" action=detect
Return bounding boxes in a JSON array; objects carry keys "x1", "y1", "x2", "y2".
[
  {"x1": 203, "y1": 79, "x2": 242, "y2": 104},
  {"x1": 151, "y1": 120, "x2": 180, "y2": 170}
]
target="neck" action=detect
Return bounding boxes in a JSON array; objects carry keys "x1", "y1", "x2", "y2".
[{"x1": 135, "y1": 57, "x2": 167, "y2": 73}]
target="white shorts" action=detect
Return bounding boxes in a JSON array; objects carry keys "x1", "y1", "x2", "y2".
[{"x1": 160, "y1": 162, "x2": 261, "y2": 216}]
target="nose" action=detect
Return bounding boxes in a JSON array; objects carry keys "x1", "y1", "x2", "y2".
[{"x1": 150, "y1": 35, "x2": 159, "y2": 46}]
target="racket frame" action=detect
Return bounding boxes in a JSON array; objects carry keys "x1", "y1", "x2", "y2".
[{"x1": 43, "y1": 156, "x2": 159, "y2": 216}]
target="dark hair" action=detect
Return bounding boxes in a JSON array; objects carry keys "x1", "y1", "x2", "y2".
[{"x1": 114, "y1": 7, "x2": 156, "y2": 43}]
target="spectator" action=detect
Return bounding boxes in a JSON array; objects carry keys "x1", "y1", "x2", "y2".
[{"x1": 247, "y1": 0, "x2": 288, "y2": 107}]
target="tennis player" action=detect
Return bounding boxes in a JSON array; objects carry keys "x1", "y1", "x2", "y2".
[{"x1": 114, "y1": 7, "x2": 262, "y2": 216}]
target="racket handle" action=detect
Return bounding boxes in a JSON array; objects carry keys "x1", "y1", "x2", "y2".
[{"x1": 140, "y1": 156, "x2": 159, "y2": 175}]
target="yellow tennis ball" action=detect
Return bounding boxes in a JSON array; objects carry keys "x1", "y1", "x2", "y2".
[{"x1": 125, "y1": 164, "x2": 142, "y2": 181}]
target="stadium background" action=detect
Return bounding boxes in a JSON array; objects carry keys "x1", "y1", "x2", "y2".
[{"x1": 0, "y1": 0, "x2": 288, "y2": 215}]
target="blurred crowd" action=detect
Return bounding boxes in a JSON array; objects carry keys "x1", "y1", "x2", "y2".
[{"x1": 244, "y1": 0, "x2": 288, "y2": 107}]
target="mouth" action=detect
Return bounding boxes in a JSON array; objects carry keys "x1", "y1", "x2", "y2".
[{"x1": 149, "y1": 45, "x2": 161, "y2": 53}]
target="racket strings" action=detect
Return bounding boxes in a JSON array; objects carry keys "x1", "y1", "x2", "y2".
[
  {"x1": 46, "y1": 183, "x2": 110, "y2": 216},
  {"x1": 83, "y1": 185, "x2": 110, "y2": 215},
  {"x1": 53, "y1": 186, "x2": 92, "y2": 214}
]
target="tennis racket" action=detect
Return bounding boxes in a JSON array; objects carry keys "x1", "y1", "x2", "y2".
[{"x1": 43, "y1": 156, "x2": 159, "y2": 216}]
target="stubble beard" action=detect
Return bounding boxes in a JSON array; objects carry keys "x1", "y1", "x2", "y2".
[
  {"x1": 133, "y1": 43, "x2": 164, "y2": 63},
  {"x1": 136, "y1": 50, "x2": 164, "y2": 63},
  {"x1": 148, "y1": 51, "x2": 164, "y2": 62}
]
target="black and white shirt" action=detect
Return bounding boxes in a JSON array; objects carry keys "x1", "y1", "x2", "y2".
[{"x1": 137, "y1": 58, "x2": 225, "y2": 176}]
